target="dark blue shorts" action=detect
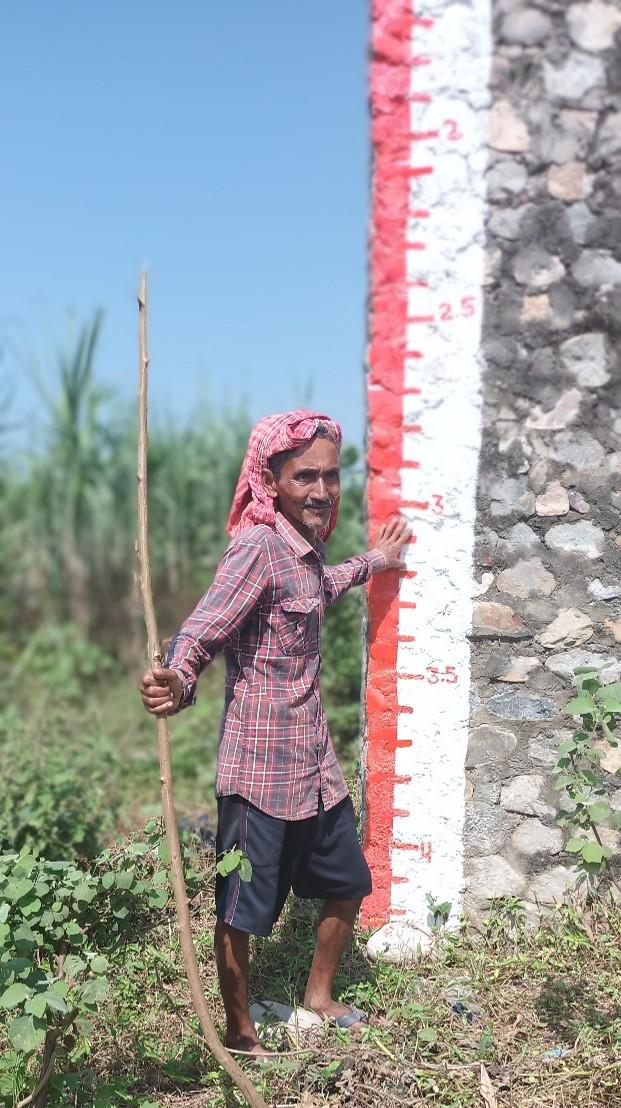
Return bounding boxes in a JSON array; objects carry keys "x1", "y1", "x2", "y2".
[{"x1": 215, "y1": 793, "x2": 372, "y2": 937}]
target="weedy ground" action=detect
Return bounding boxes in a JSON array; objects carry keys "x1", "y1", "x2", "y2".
[{"x1": 37, "y1": 850, "x2": 621, "y2": 1108}]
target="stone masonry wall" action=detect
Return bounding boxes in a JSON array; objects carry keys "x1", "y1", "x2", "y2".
[{"x1": 466, "y1": 0, "x2": 621, "y2": 919}]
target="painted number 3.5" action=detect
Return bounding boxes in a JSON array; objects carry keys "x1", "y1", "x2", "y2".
[{"x1": 426, "y1": 665, "x2": 458, "y2": 685}]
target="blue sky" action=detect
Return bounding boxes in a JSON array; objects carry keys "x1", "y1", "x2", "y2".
[{"x1": 1, "y1": 1, "x2": 370, "y2": 450}]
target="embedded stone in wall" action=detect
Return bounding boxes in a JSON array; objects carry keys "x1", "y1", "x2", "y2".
[
  {"x1": 543, "y1": 54, "x2": 606, "y2": 101},
  {"x1": 499, "y1": 656, "x2": 541, "y2": 683},
  {"x1": 512, "y1": 247, "x2": 565, "y2": 290},
  {"x1": 567, "y1": 1, "x2": 621, "y2": 52},
  {"x1": 527, "y1": 391, "x2": 582, "y2": 433},
  {"x1": 471, "y1": 601, "x2": 532, "y2": 640},
  {"x1": 588, "y1": 580, "x2": 621, "y2": 601},
  {"x1": 550, "y1": 431, "x2": 606, "y2": 471},
  {"x1": 544, "y1": 521, "x2": 606, "y2": 559},
  {"x1": 527, "y1": 866, "x2": 579, "y2": 906},
  {"x1": 490, "y1": 477, "x2": 536, "y2": 518},
  {"x1": 489, "y1": 99, "x2": 530, "y2": 152},
  {"x1": 560, "y1": 333, "x2": 611, "y2": 388},
  {"x1": 546, "y1": 648, "x2": 621, "y2": 684},
  {"x1": 500, "y1": 8, "x2": 552, "y2": 45},
  {"x1": 466, "y1": 856, "x2": 527, "y2": 900},
  {"x1": 465, "y1": 803, "x2": 517, "y2": 856},
  {"x1": 547, "y1": 162, "x2": 592, "y2": 202},
  {"x1": 512, "y1": 819, "x2": 564, "y2": 856},
  {"x1": 535, "y1": 482, "x2": 570, "y2": 516},
  {"x1": 528, "y1": 731, "x2": 572, "y2": 769},
  {"x1": 466, "y1": 725, "x2": 517, "y2": 768},
  {"x1": 537, "y1": 608, "x2": 594, "y2": 650},
  {"x1": 501, "y1": 775, "x2": 556, "y2": 818},
  {"x1": 496, "y1": 558, "x2": 556, "y2": 598},
  {"x1": 573, "y1": 251, "x2": 621, "y2": 287},
  {"x1": 488, "y1": 690, "x2": 558, "y2": 722},
  {"x1": 502, "y1": 523, "x2": 541, "y2": 552}
]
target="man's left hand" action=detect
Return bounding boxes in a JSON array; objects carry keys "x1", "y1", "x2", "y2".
[{"x1": 374, "y1": 517, "x2": 412, "y2": 570}]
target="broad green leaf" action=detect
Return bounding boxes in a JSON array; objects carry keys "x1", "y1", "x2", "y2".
[
  {"x1": 101, "y1": 872, "x2": 115, "y2": 890},
  {"x1": 581, "y1": 841, "x2": 609, "y2": 865},
  {"x1": 20, "y1": 897, "x2": 42, "y2": 918},
  {"x1": 115, "y1": 869, "x2": 135, "y2": 890},
  {"x1": 0, "y1": 983, "x2": 31, "y2": 1008},
  {"x1": 0, "y1": 904, "x2": 9, "y2": 924},
  {"x1": 12, "y1": 855, "x2": 37, "y2": 878},
  {"x1": 217, "y1": 850, "x2": 242, "y2": 876},
  {"x1": 239, "y1": 857, "x2": 253, "y2": 883},
  {"x1": 598, "y1": 691, "x2": 621, "y2": 713},
  {"x1": 13, "y1": 924, "x2": 37, "y2": 950},
  {"x1": 563, "y1": 696, "x2": 596, "y2": 716},
  {"x1": 81, "y1": 976, "x2": 108, "y2": 1005},
  {"x1": 588, "y1": 801, "x2": 613, "y2": 824},
  {"x1": 25, "y1": 994, "x2": 47, "y2": 1018},
  {"x1": 7, "y1": 1014, "x2": 46, "y2": 1053},
  {"x1": 63, "y1": 955, "x2": 87, "y2": 980},
  {"x1": 418, "y1": 1027, "x2": 438, "y2": 1044},
  {"x1": 44, "y1": 991, "x2": 69, "y2": 1013},
  {"x1": 90, "y1": 955, "x2": 109, "y2": 974},
  {"x1": 126, "y1": 842, "x2": 149, "y2": 855},
  {"x1": 5, "y1": 879, "x2": 34, "y2": 903},
  {"x1": 555, "y1": 775, "x2": 574, "y2": 789},
  {"x1": 558, "y1": 740, "x2": 578, "y2": 754},
  {"x1": 565, "y1": 837, "x2": 586, "y2": 853},
  {"x1": 148, "y1": 887, "x2": 169, "y2": 908},
  {"x1": 73, "y1": 883, "x2": 95, "y2": 904},
  {"x1": 158, "y1": 843, "x2": 170, "y2": 864}
]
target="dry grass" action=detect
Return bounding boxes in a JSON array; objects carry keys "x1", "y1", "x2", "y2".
[{"x1": 46, "y1": 864, "x2": 621, "y2": 1108}]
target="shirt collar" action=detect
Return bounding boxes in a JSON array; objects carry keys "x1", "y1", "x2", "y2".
[{"x1": 275, "y1": 512, "x2": 323, "y2": 560}]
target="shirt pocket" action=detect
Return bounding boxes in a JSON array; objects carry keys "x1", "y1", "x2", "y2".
[{"x1": 277, "y1": 596, "x2": 320, "y2": 657}]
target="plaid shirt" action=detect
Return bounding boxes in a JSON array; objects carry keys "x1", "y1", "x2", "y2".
[{"x1": 166, "y1": 512, "x2": 388, "y2": 819}]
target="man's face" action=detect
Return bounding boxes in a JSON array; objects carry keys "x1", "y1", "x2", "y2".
[{"x1": 262, "y1": 437, "x2": 341, "y2": 540}]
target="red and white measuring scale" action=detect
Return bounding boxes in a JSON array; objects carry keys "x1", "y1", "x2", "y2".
[{"x1": 362, "y1": 0, "x2": 490, "y2": 947}]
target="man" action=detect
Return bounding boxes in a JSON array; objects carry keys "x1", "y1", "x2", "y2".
[{"x1": 140, "y1": 410, "x2": 410, "y2": 1056}]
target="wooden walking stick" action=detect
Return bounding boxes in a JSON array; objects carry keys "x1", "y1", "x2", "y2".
[{"x1": 136, "y1": 273, "x2": 268, "y2": 1108}]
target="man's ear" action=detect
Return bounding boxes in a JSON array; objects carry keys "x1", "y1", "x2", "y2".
[{"x1": 261, "y1": 467, "x2": 279, "y2": 501}]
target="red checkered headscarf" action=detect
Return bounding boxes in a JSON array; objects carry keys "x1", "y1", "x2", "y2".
[{"x1": 226, "y1": 410, "x2": 342, "y2": 540}]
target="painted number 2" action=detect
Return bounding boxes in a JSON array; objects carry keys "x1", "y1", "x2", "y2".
[{"x1": 444, "y1": 119, "x2": 464, "y2": 141}]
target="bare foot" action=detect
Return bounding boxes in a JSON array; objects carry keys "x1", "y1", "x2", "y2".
[{"x1": 303, "y1": 996, "x2": 368, "y2": 1032}]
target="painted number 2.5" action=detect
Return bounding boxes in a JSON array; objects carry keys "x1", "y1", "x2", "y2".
[{"x1": 439, "y1": 297, "x2": 477, "y2": 321}]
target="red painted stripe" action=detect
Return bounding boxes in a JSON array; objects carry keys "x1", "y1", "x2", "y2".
[{"x1": 362, "y1": 0, "x2": 414, "y2": 930}]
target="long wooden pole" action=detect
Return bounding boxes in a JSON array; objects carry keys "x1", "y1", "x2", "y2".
[{"x1": 136, "y1": 272, "x2": 268, "y2": 1108}]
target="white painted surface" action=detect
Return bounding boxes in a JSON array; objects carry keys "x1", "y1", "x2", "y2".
[{"x1": 388, "y1": 0, "x2": 491, "y2": 940}]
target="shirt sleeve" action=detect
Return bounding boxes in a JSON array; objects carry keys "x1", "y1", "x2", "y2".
[
  {"x1": 164, "y1": 538, "x2": 271, "y2": 709},
  {"x1": 322, "y1": 548, "x2": 389, "y2": 606}
]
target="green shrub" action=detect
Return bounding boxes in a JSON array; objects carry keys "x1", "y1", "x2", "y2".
[
  {"x1": 0, "y1": 627, "x2": 122, "y2": 860},
  {"x1": 0, "y1": 825, "x2": 202, "y2": 1106}
]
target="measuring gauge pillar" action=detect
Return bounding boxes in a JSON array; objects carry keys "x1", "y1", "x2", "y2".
[{"x1": 362, "y1": 0, "x2": 491, "y2": 954}]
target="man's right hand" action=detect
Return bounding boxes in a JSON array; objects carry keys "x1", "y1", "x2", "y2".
[{"x1": 139, "y1": 668, "x2": 184, "y2": 715}]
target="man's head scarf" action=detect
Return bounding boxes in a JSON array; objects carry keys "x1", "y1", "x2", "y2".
[{"x1": 226, "y1": 410, "x2": 342, "y2": 540}]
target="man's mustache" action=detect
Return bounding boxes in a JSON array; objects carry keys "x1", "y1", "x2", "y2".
[{"x1": 303, "y1": 500, "x2": 333, "y2": 510}]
